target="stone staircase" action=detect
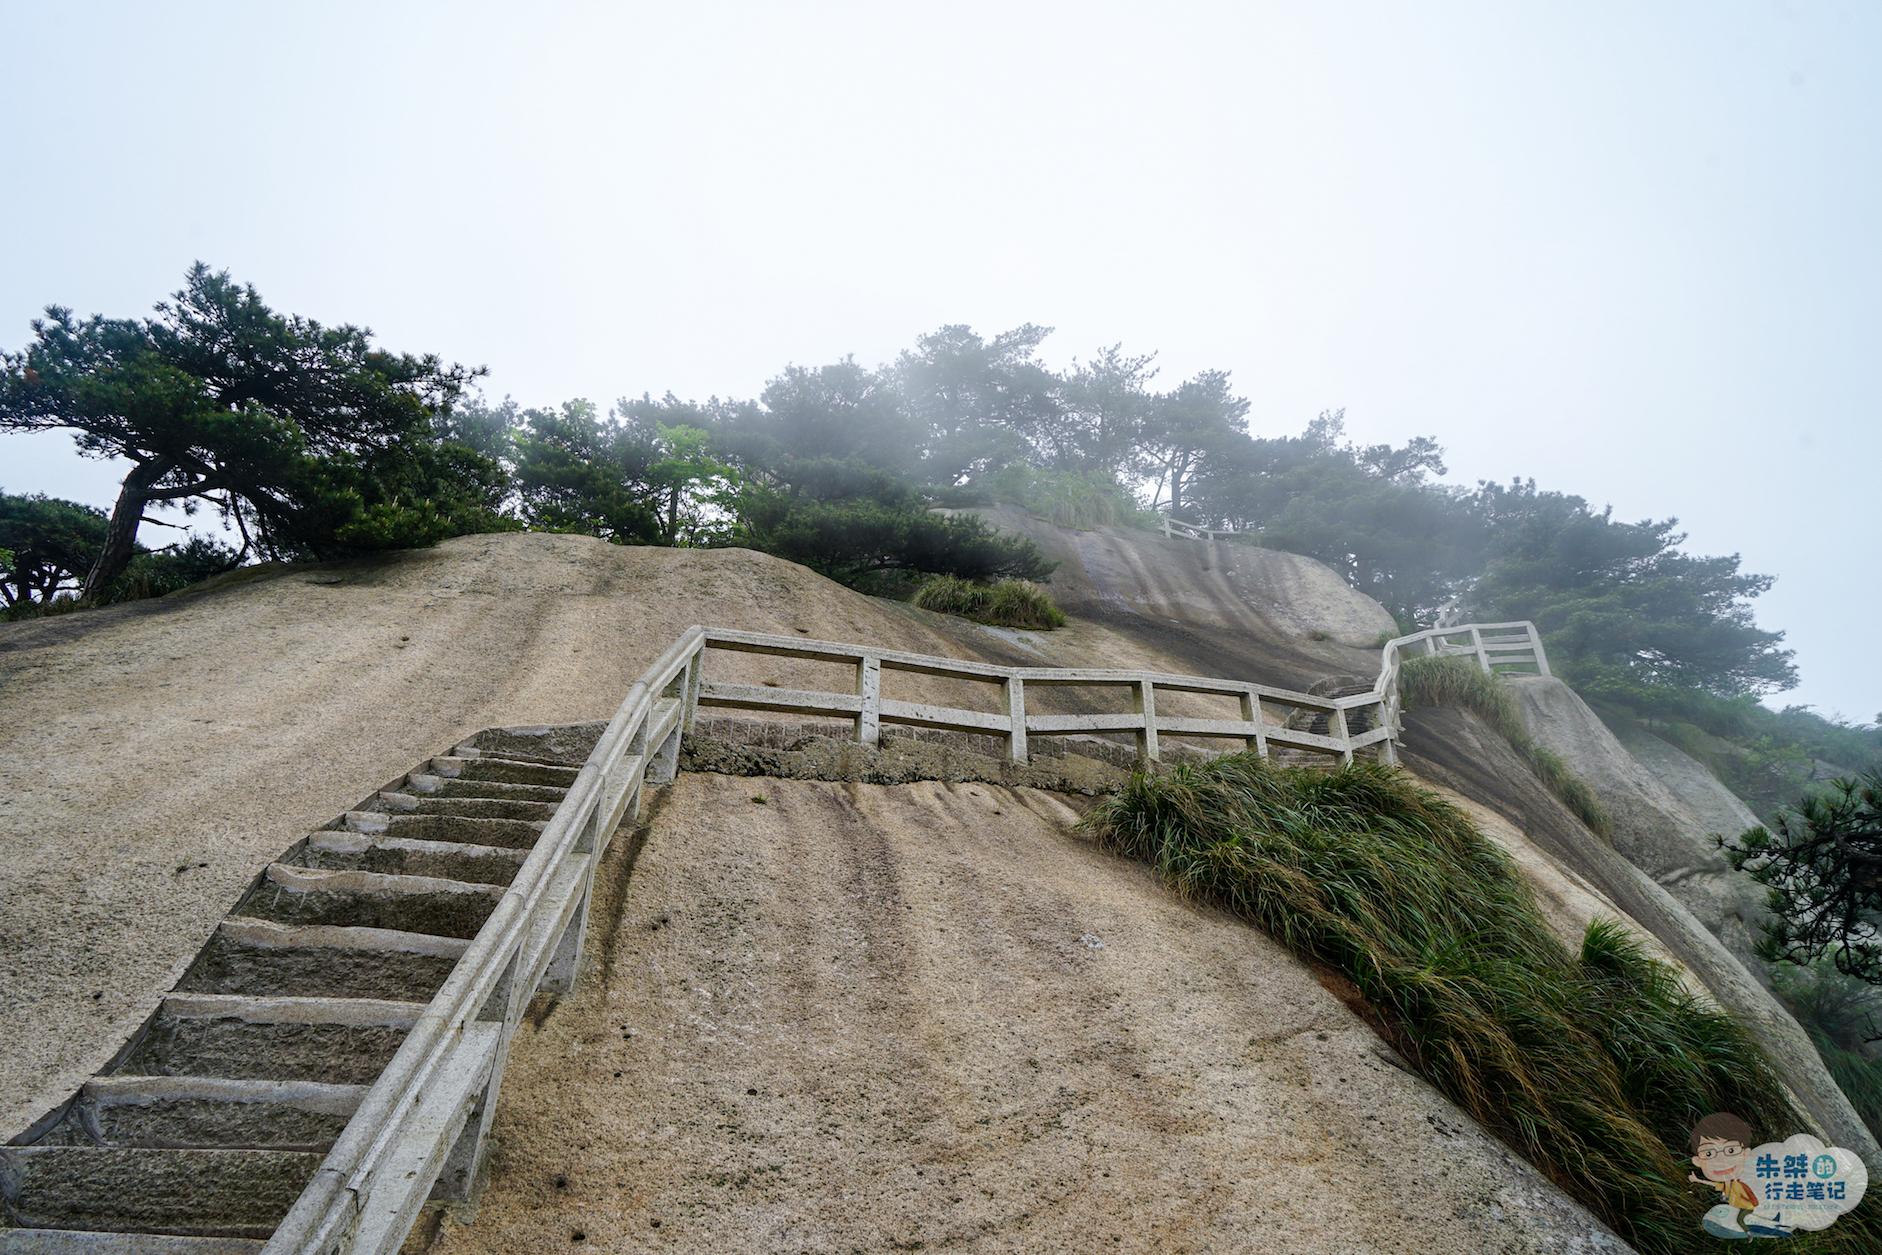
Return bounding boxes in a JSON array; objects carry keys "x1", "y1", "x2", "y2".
[
  {"x1": 1273, "y1": 675, "x2": 1386, "y2": 768},
  {"x1": 0, "y1": 727, "x2": 600, "y2": 1252}
]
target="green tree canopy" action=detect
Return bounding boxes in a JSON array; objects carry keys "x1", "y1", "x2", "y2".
[
  {"x1": 0, "y1": 264, "x2": 498, "y2": 599},
  {"x1": 0, "y1": 490, "x2": 108, "y2": 607},
  {"x1": 1189, "y1": 411, "x2": 1482, "y2": 627},
  {"x1": 513, "y1": 399, "x2": 663, "y2": 543},
  {"x1": 1138, "y1": 369, "x2": 1249, "y2": 515},
  {"x1": 890, "y1": 324, "x2": 1058, "y2": 483},
  {"x1": 1724, "y1": 773, "x2": 1882, "y2": 986},
  {"x1": 1466, "y1": 478, "x2": 1796, "y2": 698},
  {"x1": 0, "y1": 488, "x2": 242, "y2": 612}
]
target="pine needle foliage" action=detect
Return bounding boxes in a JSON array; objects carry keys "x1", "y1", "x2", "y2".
[
  {"x1": 1399, "y1": 654, "x2": 1613, "y2": 839},
  {"x1": 1083, "y1": 754, "x2": 1882, "y2": 1254},
  {"x1": 913, "y1": 574, "x2": 1068, "y2": 630},
  {"x1": 982, "y1": 464, "x2": 1156, "y2": 531}
]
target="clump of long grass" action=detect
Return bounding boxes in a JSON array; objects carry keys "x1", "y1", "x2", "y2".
[
  {"x1": 1083, "y1": 753, "x2": 1882, "y2": 1254},
  {"x1": 1399, "y1": 654, "x2": 1614, "y2": 839},
  {"x1": 913, "y1": 574, "x2": 1068, "y2": 630}
]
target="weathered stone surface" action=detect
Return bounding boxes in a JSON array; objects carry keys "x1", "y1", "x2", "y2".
[
  {"x1": 966, "y1": 503, "x2": 1398, "y2": 648},
  {"x1": 0, "y1": 1147, "x2": 321, "y2": 1237},
  {"x1": 1402, "y1": 697, "x2": 1881, "y2": 1168},
  {"x1": 115, "y1": 1013, "x2": 411, "y2": 1086},
  {"x1": 425, "y1": 773, "x2": 1627, "y2": 1255},
  {"x1": 177, "y1": 928, "x2": 461, "y2": 1002},
  {"x1": 237, "y1": 868, "x2": 501, "y2": 940}
]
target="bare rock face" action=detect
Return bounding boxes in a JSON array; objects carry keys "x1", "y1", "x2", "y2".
[
  {"x1": 968, "y1": 505, "x2": 1398, "y2": 648},
  {"x1": 422, "y1": 774, "x2": 1627, "y2": 1255},
  {"x1": 1461, "y1": 679, "x2": 1880, "y2": 1166},
  {"x1": 1511, "y1": 677, "x2": 1769, "y2": 974}
]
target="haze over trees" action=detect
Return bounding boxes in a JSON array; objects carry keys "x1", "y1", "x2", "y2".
[
  {"x1": 1725, "y1": 774, "x2": 1882, "y2": 992},
  {"x1": 4, "y1": 266, "x2": 1874, "y2": 798}
]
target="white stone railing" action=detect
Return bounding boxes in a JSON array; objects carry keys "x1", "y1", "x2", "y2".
[
  {"x1": 1363, "y1": 621, "x2": 1551, "y2": 745},
  {"x1": 267, "y1": 617, "x2": 1543, "y2": 1251},
  {"x1": 1159, "y1": 515, "x2": 1253, "y2": 542},
  {"x1": 698, "y1": 627, "x2": 1393, "y2": 767}
]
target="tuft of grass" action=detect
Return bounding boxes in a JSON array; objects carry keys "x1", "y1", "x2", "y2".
[
  {"x1": 1399, "y1": 655, "x2": 1614, "y2": 839},
  {"x1": 913, "y1": 575, "x2": 1067, "y2": 630},
  {"x1": 1083, "y1": 754, "x2": 1882, "y2": 1254}
]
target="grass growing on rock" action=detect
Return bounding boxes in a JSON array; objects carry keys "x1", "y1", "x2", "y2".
[
  {"x1": 913, "y1": 575, "x2": 1067, "y2": 630},
  {"x1": 1083, "y1": 753, "x2": 1882, "y2": 1254},
  {"x1": 1398, "y1": 654, "x2": 1614, "y2": 839}
]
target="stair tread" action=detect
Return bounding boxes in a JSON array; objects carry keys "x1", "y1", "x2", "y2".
[
  {"x1": 214, "y1": 918, "x2": 472, "y2": 958},
  {"x1": 83, "y1": 1075, "x2": 368, "y2": 1104},
  {"x1": 450, "y1": 742, "x2": 586, "y2": 767},
  {"x1": 307, "y1": 831, "x2": 529, "y2": 864},
  {"x1": 1, "y1": 1232, "x2": 265, "y2": 1253},
  {"x1": 156, "y1": 993, "x2": 427, "y2": 1025},
  {"x1": 377, "y1": 793, "x2": 561, "y2": 821},
  {"x1": 0, "y1": 1146, "x2": 322, "y2": 1238},
  {"x1": 241, "y1": 866, "x2": 501, "y2": 940},
  {"x1": 299, "y1": 832, "x2": 529, "y2": 887},
  {"x1": 428, "y1": 755, "x2": 579, "y2": 784},
  {"x1": 72, "y1": 1078, "x2": 367, "y2": 1152},
  {"x1": 341, "y1": 811, "x2": 545, "y2": 850},
  {"x1": 402, "y1": 775, "x2": 568, "y2": 803},
  {"x1": 115, "y1": 998, "x2": 417, "y2": 1085},
  {"x1": 261, "y1": 862, "x2": 506, "y2": 899},
  {"x1": 177, "y1": 920, "x2": 464, "y2": 1001}
]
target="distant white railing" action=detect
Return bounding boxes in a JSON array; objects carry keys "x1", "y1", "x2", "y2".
[
  {"x1": 698, "y1": 627, "x2": 1393, "y2": 768},
  {"x1": 268, "y1": 616, "x2": 1544, "y2": 1251},
  {"x1": 1159, "y1": 515, "x2": 1254, "y2": 542},
  {"x1": 1364, "y1": 621, "x2": 1551, "y2": 745}
]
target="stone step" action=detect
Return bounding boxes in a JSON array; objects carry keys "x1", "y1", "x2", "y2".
[
  {"x1": 0, "y1": 1146, "x2": 322, "y2": 1239},
  {"x1": 451, "y1": 740, "x2": 581, "y2": 768},
  {"x1": 341, "y1": 810, "x2": 544, "y2": 850},
  {"x1": 298, "y1": 831, "x2": 528, "y2": 887},
  {"x1": 377, "y1": 792, "x2": 561, "y2": 823},
  {"x1": 426, "y1": 755, "x2": 580, "y2": 789},
  {"x1": 1, "y1": 1229, "x2": 265, "y2": 1253},
  {"x1": 67, "y1": 1077, "x2": 364, "y2": 1152},
  {"x1": 403, "y1": 774, "x2": 568, "y2": 805},
  {"x1": 455, "y1": 724, "x2": 603, "y2": 766},
  {"x1": 177, "y1": 920, "x2": 466, "y2": 1001},
  {"x1": 236, "y1": 865, "x2": 502, "y2": 940},
  {"x1": 111, "y1": 995, "x2": 420, "y2": 1086}
]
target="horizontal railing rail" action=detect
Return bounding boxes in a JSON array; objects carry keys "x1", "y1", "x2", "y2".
[
  {"x1": 269, "y1": 613, "x2": 1544, "y2": 1252},
  {"x1": 1159, "y1": 514, "x2": 1255, "y2": 542}
]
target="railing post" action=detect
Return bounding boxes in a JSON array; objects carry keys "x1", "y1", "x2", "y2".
[
  {"x1": 1528, "y1": 622, "x2": 1552, "y2": 677},
  {"x1": 1469, "y1": 626, "x2": 1490, "y2": 673},
  {"x1": 681, "y1": 645, "x2": 704, "y2": 733},
  {"x1": 856, "y1": 654, "x2": 881, "y2": 748},
  {"x1": 1240, "y1": 689, "x2": 1265, "y2": 757},
  {"x1": 1135, "y1": 679, "x2": 1159, "y2": 761},
  {"x1": 1005, "y1": 675, "x2": 1027, "y2": 763},
  {"x1": 1331, "y1": 705, "x2": 1353, "y2": 766}
]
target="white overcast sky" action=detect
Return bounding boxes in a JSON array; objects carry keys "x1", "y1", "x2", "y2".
[{"x1": 2, "y1": 2, "x2": 1877, "y2": 719}]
